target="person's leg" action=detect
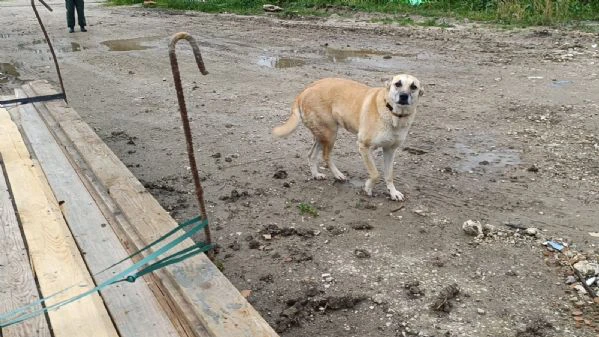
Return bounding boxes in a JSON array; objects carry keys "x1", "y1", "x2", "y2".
[
  {"x1": 65, "y1": 0, "x2": 75, "y2": 32},
  {"x1": 74, "y1": 0, "x2": 87, "y2": 31}
]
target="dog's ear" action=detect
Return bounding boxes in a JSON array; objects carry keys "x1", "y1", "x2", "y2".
[
  {"x1": 384, "y1": 79, "x2": 391, "y2": 89},
  {"x1": 418, "y1": 85, "x2": 425, "y2": 97}
]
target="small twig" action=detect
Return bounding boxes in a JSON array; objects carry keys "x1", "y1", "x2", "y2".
[
  {"x1": 504, "y1": 223, "x2": 527, "y2": 230},
  {"x1": 390, "y1": 205, "x2": 405, "y2": 213},
  {"x1": 570, "y1": 265, "x2": 597, "y2": 298}
]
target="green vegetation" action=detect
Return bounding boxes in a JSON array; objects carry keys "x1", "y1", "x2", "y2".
[
  {"x1": 297, "y1": 202, "x2": 319, "y2": 217},
  {"x1": 110, "y1": 0, "x2": 599, "y2": 26}
]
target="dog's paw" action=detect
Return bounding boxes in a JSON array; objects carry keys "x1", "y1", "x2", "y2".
[
  {"x1": 333, "y1": 173, "x2": 347, "y2": 181},
  {"x1": 363, "y1": 184, "x2": 373, "y2": 196},
  {"x1": 313, "y1": 173, "x2": 326, "y2": 180},
  {"x1": 389, "y1": 190, "x2": 405, "y2": 201}
]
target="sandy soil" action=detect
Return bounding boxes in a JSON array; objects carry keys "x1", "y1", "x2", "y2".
[{"x1": 1, "y1": 1, "x2": 599, "y2": 336}]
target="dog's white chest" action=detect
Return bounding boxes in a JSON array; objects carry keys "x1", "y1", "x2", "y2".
[{"x1": 373, "y1": 125, "x2": 409, "y2": 148}]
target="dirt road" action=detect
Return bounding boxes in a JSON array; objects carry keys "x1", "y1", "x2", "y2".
[{"x1": 1, "y1": 1, "x2": 598, "y2": 335}]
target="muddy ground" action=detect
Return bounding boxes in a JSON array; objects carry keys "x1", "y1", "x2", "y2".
[{"x1": 1, "y1": 0, "x2": 599, "y2": 336}]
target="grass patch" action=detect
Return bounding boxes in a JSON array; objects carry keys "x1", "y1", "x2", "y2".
[
  {"x1": 297, "y1": 202, "x2": 319, "y2": 217},
  {"x1": 110, "y1": 0, "x2": 599, "y2": 26}
]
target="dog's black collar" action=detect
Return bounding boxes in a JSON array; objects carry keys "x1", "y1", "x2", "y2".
[
  {"x1": 386, "y1": 102, "x2": 394, "y2": 112},
  {"x1": 386, "y1": 101, "x2": 410, "y2": 118}
]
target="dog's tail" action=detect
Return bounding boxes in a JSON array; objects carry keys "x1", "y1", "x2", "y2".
[{"x1": 272, "y1": 98, "x2": 301, "y2": 138}]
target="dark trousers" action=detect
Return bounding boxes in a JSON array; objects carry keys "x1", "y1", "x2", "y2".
[{"x1": 66, "y1": 0, "x2": 86, "y2": 28}]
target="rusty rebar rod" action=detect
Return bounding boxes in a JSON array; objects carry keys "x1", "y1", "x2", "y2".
[
  {"x1": 168, "y1": 32, "x2": 213, "y2": 258},
  {"x1": 31, "y1": 0, "x2": 67, "y2": 103}
]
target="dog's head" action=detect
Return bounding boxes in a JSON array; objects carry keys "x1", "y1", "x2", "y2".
[{"x1": 386, "y1": 74, "x2": 424, "y2": 108}]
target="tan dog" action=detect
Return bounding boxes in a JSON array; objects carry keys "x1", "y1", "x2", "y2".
[{"x1": 273, "y1": 74, "x2": 423, "y2": 201}]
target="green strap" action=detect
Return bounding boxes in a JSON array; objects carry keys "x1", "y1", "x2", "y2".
[
  {"x1": 123, "y1": 242, "x2": 211, "y2": 283},
  {"x1": 0, "y1": 217, "x2": 211, "y2": 328},
  {"x1": 97, "y1": 215, "x2": 203, "y2": 274},
  {"x1": 0, "y1": 215, "x2": 203, "y2": 322}
]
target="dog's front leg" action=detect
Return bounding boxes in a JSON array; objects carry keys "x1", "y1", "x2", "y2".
[
  {"x1": 358, "y1": 142, "x2": 380, "y2": 196},
  {"x1": 383, "y1": 146, "x2": 404, "y2": 201}
]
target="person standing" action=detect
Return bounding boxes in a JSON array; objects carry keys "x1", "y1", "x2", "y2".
[{"x1": 66, "y1": 0, "x2": 87, "y2": 33}]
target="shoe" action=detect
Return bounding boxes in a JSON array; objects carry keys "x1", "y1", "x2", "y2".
[
  {"x1": 80, "y1": 26, "x2": 87, "y2": 32},
  {"x1": 69, "y1": 27, "x2": 74, "y2": 33}
]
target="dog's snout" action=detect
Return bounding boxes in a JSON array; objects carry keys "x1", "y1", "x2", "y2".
[{"x1": 399, "y1": 93, "x2": 409, "y2": 101}]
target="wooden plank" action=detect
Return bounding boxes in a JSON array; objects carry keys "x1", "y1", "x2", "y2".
[
  {"x1": 0, "y1": 107, "x2": 119, "y2": 337},
  {"x1": 0, "y1": 140, "x2": 52, "y2": 337},
  {"x1": 19, "y1": 85, "x2": 207, "y2": 337},
  {"x1": 27, "y1": 80, "x2": 280, "y2": 337},
  {"x1": 14, "y1": 90, "x2": 181, "y2": 337}
]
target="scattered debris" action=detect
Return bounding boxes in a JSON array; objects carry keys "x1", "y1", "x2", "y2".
[
  {"x1": 527, "y1": 165, "x2": 539, "y2": 173},
  {"x1": 565, "y1": 275, "x2": 577, "y2": 285},
  {"x1": 545, "y1": 240, "x2": 564, "y2": 252},
  {"x1": 477, "y1": 308, "x2": 486, "y2": 315},
  {"x1": 321, "y1": 273, "x2": 334, "y2": 283},
  {"x1": 572, "y1": 261, "x2": 599, "y2": 278},
  {"x1": 403, "y1": 146, "x2": 428, "y2": 155},
  {"x1": 371, "y1": 293, "x2": 386, "y2": 305},
  {"x1": 524, "y1": 227, "x2": 539, "y2": 236},
  {"x1": 305, "y1": 285, "x2": 319, "y2": 297},
  {"x1": 390, "y1": 205, "x2": 405, "y2": 213},
  {"x1": 504, "y1": 222, "x2": 528, "y2": 230},
  {"x1": 240, "y1": 289, "x2": 252, "y2": 299},
  {"x1": 515, "y1": 317, "x2": 553, "y2": 337},
  {"x1": 413, "y1": 209, "x2": 427, "y2": 216},
  {"x1": 263, "y1": 4, "x2": 283, "y2": 12},
  {"x1": 248, "y1": 240, "x2": 260, "y2": 249},
  {"x1": 354, "y1": 248, "x2": 371, "y2": 259},
  {"x1": 273, "y1": 170, "x2": 288, "y2": 179},
  {"x1": 260, "y1": 224, "x2": 297, "y2": 237},
  {"x1": 482, "y1": 223, "x2": 496, "y2": 235},
  {"x1": 430, "y1": 283, "x2": 459, "y2": 313},
  {"x1": 326, "y1": 225, "x2": 346, "y2": 236},
  {"x1": 219, "y1": 189, "x2": 250, "y2": 202},
  {"x1": 405, "y1": 280, "x2": 425, "y2": 299},
  {"x1": 228, "y1": 240, "x2": 240, "y2": 251},
  {"x1": 462, "y1": 220, "x2": 483, "y2": 237},
  {"x1": 350, "y1": 221, "x2": 373, "y2": 230},
  {"x1": 354, "y1": 199, "x2": 378, "y2": 210},
  {"x1": 318, "y1": 295, "x2": 366, "y2": 310},
  {"x1": 259, "y1": 274, "x2": 274, "y2": 283}
]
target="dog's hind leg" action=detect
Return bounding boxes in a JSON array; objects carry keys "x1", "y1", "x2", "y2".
[
  {"x1": 322, "y1": 133, "x2": 346, "y2": 181},
  {"x1": 383, "y1": 147, "x2": 404, "y2": 201},
  {"x1": 308, "y1": 140, "x2": 326, "y2": 180},
  {"x1": 358, "y1": 142, "x2": 380, "y2": 196}
]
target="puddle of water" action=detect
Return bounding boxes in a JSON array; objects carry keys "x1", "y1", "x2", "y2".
[
  {"x1": 550, "y1": 80, "x2": 572, "y2": 88},
  {"x1": 18, "y1": 40, "x2": 87, "y2": 55},
  {"x1": 0, "y1": 62, "x2": 21, "y2": 84},
  {"x1": 324, "y1": 47, "x2": 390, "y2": 63},
  {"x1": 258, "y1": 56, "x2": 306, "y2": 69},
  {"x1": 101, "y1": 37, "x2": 158, "y2": 51},
  {"x1": 455, "y1": 143, "x2": 521, "y2": 172},
  {"x1": 68, "y1": 42, "x2": 86, "y2": 52}
]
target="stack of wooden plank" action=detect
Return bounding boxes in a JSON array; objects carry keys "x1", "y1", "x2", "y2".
[{"x1": 0, "y1": 81, "x2": 279, "y2": 337}]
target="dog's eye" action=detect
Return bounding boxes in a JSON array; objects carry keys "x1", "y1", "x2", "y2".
[
  {"x1": 394, "y1": 81, "x2": 402, "y2": 88},
  {"x1": 410, "y1": 83, "x2": 418, "y2": 90}
]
